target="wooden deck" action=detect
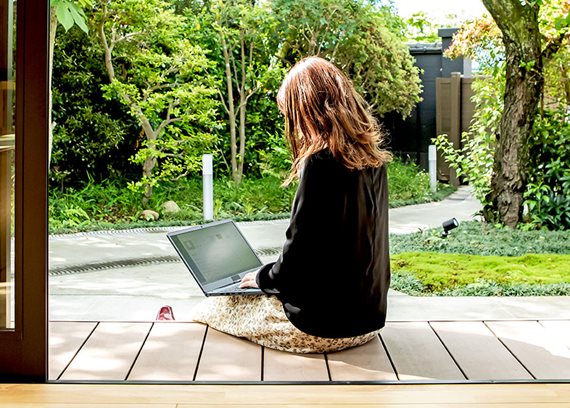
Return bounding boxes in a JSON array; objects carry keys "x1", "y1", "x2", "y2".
[
  {"x1": 2, "y1": 383, "x2": 570, "y2": 407},
  {"x1": 49, "y1": 320, "x2": 570, "y2": 383}
]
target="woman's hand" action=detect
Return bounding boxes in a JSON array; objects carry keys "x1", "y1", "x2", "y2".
[{"x1": 240, "y1": 271, "x2": 259, "y2": 288}]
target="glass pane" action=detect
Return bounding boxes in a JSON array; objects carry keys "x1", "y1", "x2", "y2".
[{"x1": 0, "y1": 0, "x2": 15, "y2": 330}]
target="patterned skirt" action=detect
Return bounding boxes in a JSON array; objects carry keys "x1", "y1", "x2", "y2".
[{"x1": 191, "y1": 294, "x2": 377, "y2": 354}]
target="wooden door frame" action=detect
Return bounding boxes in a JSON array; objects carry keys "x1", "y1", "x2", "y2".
[{"x1": 0, "y1": 0, "x2": 49, "y2": 381}]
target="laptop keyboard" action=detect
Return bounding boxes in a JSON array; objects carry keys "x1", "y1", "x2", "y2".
[
  {"x1": 228, "y1": 287, "x2": 252, "y2": 293},
  {"x1": 213, "y1": 282, "x2": 259, "y2": 294}
]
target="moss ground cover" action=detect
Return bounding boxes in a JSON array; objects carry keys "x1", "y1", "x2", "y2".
[
  {"x1": 390, "y1": 222, "x2": 570, "y2": 296},
  {"x1": 391, "y1": 252, "x2": 570, "y2": 291}
]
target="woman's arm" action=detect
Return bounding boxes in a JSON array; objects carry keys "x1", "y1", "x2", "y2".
[{"x1": 253, "y1": 152, "x2": 339, "y2": 297}]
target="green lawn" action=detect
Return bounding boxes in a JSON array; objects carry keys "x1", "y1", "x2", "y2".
[
  {"x1": 389, "y1": 222, "x2": 570, "y2": 296},
  {"x1": 391, "y1": 252, "x2": 570, "y2": 292}
]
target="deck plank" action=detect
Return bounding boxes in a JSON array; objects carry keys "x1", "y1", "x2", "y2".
[
  {"x1": 127, "y1": 322, "x2": 206, "y2": 381},
  {"x1": 48, "y1": 320, "x2": 570, "y2": 383},
  {"x1": 486, "y1": 321, "x2": 570, "y2": 380},
  {"x1": 430, "y1": 321, "x2": 532, "y2": 380},
  {"x1": 327, "y1": 335, "x2": 397, "y2": 381},
  {"x1": 49, "y1": 322, "x2": 98, "y2": 380},
  {"x1": 380, "y1": 322, "x2": 464, "y2": 380},
  {"x1": 194, "y1": 327, "x2": 262, "y2": 381},
  {"x1": 59, "y1": 322, "x2": 152, "y2": 381},
  {"x1": 263, "y1": 348, "x2": 328, "y2": 381}
]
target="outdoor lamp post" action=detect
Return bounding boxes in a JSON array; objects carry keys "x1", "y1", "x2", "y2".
[{"x1": 202, "y1": 154, "x2": 214, "y2": 221}]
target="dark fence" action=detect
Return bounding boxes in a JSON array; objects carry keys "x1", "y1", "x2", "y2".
[
  {"x1": 383, "y1": 28, "x2": 475, "y2": 177},
  {"x1": 435, "y1": 73, "x2": 476, "y2": 184}
]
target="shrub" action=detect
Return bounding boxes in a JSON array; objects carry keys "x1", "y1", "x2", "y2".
[
  {"x1": 524, "y1": 109, "x2": 570, "y2": 230},
  {"x1": 433, "y1": 72, "x2": 503, "y2": 207},
  {"x1": 391, "y1": 272, "x2": 570, "y2": 297},
  {"x1": 49, "y1": 160, "x2": 456, "y2": 233},
  {"x1": 390, "y1": 221, "x2": 570, "y2": 256},
  {"x1": 51, "y1": 25, "x2": 140, "y2": 187},
  {"x1": 390, "y1": 272, "x2": 426, "y2": 296},
  {"x1": 387, "y1": 157, "x2": 455, "y2": 207},
  {"x1": 439, "y1": 281, "x2": 570, "y2": 296}
]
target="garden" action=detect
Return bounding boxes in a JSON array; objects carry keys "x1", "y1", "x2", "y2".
[{"x1": 49, "y1": 0, "x2": 570, "y2": 296}]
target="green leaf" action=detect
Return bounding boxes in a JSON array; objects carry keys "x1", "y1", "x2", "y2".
[
  {"x1": 69, "y1": 3, "x2": 88, "y2": 33},
  {"x1": 55, "y1": 3, "x2": 74, "y2": 31}
]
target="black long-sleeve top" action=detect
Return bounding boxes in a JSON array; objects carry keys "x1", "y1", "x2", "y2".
[{"x1": 255, "y1": 148, "x2": 391, "y2": 338}]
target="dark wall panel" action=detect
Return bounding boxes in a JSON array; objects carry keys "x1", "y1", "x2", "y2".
[{"x1": 383, "y1": 29, "x2": 466, "y2": 170}]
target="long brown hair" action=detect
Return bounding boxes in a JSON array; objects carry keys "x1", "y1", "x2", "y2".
[{"x1": 277, "y1": 56, "x2": 391, "y2": 184}]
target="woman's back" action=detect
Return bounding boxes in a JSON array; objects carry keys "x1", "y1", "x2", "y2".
[{"x1": 259, "y1": 148, "x2": 390, "y2": 338}]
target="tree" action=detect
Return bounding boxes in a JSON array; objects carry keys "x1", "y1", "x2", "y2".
[
  {"x1": 404, "y1": 11, "x2": 465, "y2": 43},
  {"x1": 93, "y1": 0, "x2": 218, "y2": 204},
  {"x1": 51, "y1": 21, "x2": 141, "y2": 188},
  {"x1": 272, "y1": 0, "x2": 421, "y2": 118},
  {"x1": 404, "y1": 12, "x2": 440, "y2": 43},
  {"x1": 479, "y1": 0, "x2": 569, "y2": 227},
  {"x1": 440, "y1": 2, "x2": 570, "y2": 229},
  {"x1": 210, "y1": 0, "x2": 281, "y2": 184},
  {"x1": 49, "y1": 0, "x2": 91, "y2": 167}
]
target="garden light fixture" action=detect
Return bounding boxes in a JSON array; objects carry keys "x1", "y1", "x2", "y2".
[{"x1": 442, "y1": 218, "x2": 459, "y2": 238}]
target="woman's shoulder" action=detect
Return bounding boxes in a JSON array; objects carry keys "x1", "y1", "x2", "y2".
[
  {"x1": 309, "y1": 148, "x2": 387, "y2": 174},
  {"x1": 310, "y1": 147, "x2": 333, "y2": 161},
  {"x1": 307, "y1": 148, "x2": 339, "y2": 169}
]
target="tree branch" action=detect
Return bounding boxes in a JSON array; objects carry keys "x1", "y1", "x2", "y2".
[
  {"x1": 231, "y1": 40, "x2": 240, "y2": 89},
  {"x1": 116, "y1": 31, "x2": 143, "y2": 43},
  {"x1": 216, "y1": 87, "x2": 230, "y2": 114},
  {"x1": 144, "y1": 83, "x2": 177, "y2": 100},
  {"x1": 156, "y1": 102, "x2": 183, "y2": 136},
  {"x1": 240, "y1": 30, "x2": 247, "y2": 97},
  {"x1": 248, "y1": 37, "x2": 254, "y2": 78},
  {"x1": 111, "y1": 24, "x2": 118, "y2": 48},
  {"x1": 98, "y1": 18, "x2": 116, "y2": 81},
  {"x1": 155, "y1": 117, "x2": 183, "y2": 136},
  {"x1": 220, "y1": 34, "x2": 237, "y2": 122},
  {"x1": 542, "y1": 31, "x2": 569, "y2": 61},
  {"x1": 172, "y1": 171, "x2": 190, "y2": 181},
  {"x1": 301, "y1": 27, "x2": 314, "y2": 52}
]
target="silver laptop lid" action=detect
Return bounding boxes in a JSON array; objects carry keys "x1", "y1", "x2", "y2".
[{"x1": 167, "y1": 220, "x2": 263, "y2": 292}]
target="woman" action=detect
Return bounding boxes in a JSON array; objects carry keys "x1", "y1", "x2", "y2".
[{"x1": 192, "y1": 56, "x2": 391, "y2": 353}]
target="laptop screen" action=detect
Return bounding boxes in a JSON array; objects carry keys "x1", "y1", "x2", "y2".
[{"x1": 169, "y1": 221, "x2": 262, "y2": 285}]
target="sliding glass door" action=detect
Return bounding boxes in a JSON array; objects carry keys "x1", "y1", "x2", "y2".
[
  {"x1": 0, "y1": 0, "x2": 49, "y2": 381},
  {"x1": 0, "y1": 0, "x2": 14, "y2": 331}
]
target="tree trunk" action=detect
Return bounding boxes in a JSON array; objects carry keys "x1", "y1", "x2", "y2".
[
  {"x1": 48, "y1": 7, "x2": 58, "y2": 170},
  {"x1": 238, "y1": 94, "x2": 246, "y2": 183},
  {"x1": 99, "y1": 19, "x2": 159, "y2": 204},
  {"x1": 237, "y1": 31, "x2": 247, "y2": 184},
  {"x1": 220, "y1": 35, "x2": 238, "y2": 183},
  {"x1": 140, "y1": 117, "x2": 157, "y2": 206},
  {"x1": 481, "y1": 0, "x2": 544, "y2": 227},
  {"x1": 485, "y1": 51, "x2": 543, "y2": 227}
]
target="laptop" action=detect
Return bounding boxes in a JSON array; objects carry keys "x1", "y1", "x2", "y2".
[{"x1": 167, "y1": 220, "x2": 264, "y2": 296}]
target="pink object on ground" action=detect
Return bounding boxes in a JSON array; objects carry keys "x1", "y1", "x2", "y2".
[{"x1": 156, "y1": 305, "x2": 175, "y2": 321}]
